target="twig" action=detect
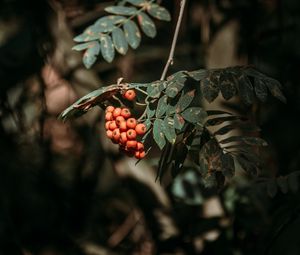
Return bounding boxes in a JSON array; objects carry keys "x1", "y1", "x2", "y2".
[{"x1": 160, "y1": 0, "x2": 187, "y2": 81}]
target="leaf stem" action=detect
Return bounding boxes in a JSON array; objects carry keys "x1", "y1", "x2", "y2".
[{"x1": 160, "y1": 0, "x2": 187, "y2": 81}]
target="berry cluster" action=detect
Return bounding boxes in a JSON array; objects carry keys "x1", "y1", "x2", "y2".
[{"x1": 105, "y1": 105, "x2": 147, "y2": 159}]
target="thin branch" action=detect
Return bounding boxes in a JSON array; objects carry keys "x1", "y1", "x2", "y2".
[{"x1": 160, "y1": 0, "x2": 187, "y2": 81}]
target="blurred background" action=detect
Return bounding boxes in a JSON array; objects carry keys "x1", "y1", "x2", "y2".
[{"x1": 1, "y1": 0, "x2": 300, "y2": 254}]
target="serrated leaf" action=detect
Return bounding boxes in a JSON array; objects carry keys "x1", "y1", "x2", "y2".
[
  {"x1": 156, "y1": 95, "x2": 168, "y2": 117},
  {"x1": 219, "y1": 136, "x2": 267, "y2": 146},
  {"x1": 181, "y1": 107, "x2": 207, "y2": 124},
  {"x1": 188, "y1": 69, "x2": 207, "y2": 81},
  {"x1": 237, "y1": 75, "x2": 254, "y2": 105},
  {"x1": 100, "y1": 34, "x2": 115, "y2": 62},
  {"x1": 82, "y1": 41, "x2": 100, "y2": 68},
  {"x1": 176, "y1": 90, "x2": 195, "y2": 113},
  {"x1": 174, "y1": 113, "x2": 185, "y2": 130},
  {"x1": 143, "y1": 119, "x2": 152, "y2": 130},
  {"x1": 72, "y1": 42, "x2": 93, "y2": 51},
  {"x1": 236, "y1": 155, "x2": 257, "y2": 175},
  {"x1": 163, "y1": 117, "x2": 176, "y2": 144},
  {"x1": 137, "y1": 12, "x2": 157, "y2": 38},
  {"x1": 105, "y1": 6, "x2": 138, "y2": 15},
  {"x1": 147, "y1": 3, "x2": 171, "y2": 21},
  {"x1": 221, "y1": 153, "x2": 235, "y2": 178},
  {"x1": 219, "y1": 72, "x2": 237, "y2": 100},
  {"x1": 206, "y1": 115, "x2": 246, "y2": 126},
  {"x1": 254, "y1": 77, "x2": 268, "y2": 102},
  {"x1": 153, "y1": 119, "x2": 166, "y2": 149},
  {"x1": 201, "y1": 76, "x2": 220, "y2": 103},
  {"x1": 264, "y1": 78, "x2": 286, "y2": 103},
  {"x1": 74, "y1": 33, "x2": 91, "y2": 42},
  {"x1": 123, "y1": 20, "x2": 141, "y2": 49},
  {"x1": 112, "y1": 27, "x2": 128, "y2": 55}
]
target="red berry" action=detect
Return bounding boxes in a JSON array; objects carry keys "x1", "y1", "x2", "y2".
[
  {"x1": 121, "y1": 108, "x2": 131, "y2": 119},
  {"x1": 135, "y1": 123, "x2": 146, "y2": 135},
  {"x1": 126, "y1": 118, "x2": 137, "y2": 129},
  {"x1": 119, "y1": 132, "x2": 128, "y2": 144},
  {"x1": 126, "y1": 129, "x2": 137, "y2": 140},
  {"x1": 106, "y1": 106, "x2": 115, "y2": 113},
  {"x1": 115, "y1": 116, "x2": 125, "y2": 126},
  {"x1": 124, "y1": 89, "x2": 136, "y2": 101},
  {"x1": 105, "y1": 112, "x2": 113, "y2": 121},
  {"x1": 112, "y1": 128, "x2": 121, "y2": 141},
  {"x1": 105, "y1": 121, "x2": 111, "y2": 130},
  {"x1": 113, "y1": 107, "x2": 122, "y2": 118},
  {"x1": 136, "y1": 142, "x2": 144, "y2": 151},
  {"x1": 106, "y1": 130, "x2": 113, "y2": 139},
  {"x1": 135, "y1": 150, "x2": 145, "y2": 159},
  {"x1": 109, "y1": 121, "x2": 117, "y2": 130},
  {"x1": 119, "y1": 121, "x2": 127, "y2": 132},
  {"x1": 126, "y1": 140, "x2": 137, "y2": 150}
]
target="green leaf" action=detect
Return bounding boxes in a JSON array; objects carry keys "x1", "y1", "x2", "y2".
[
  {"x1": 176, "y1": 90, "x2": 195, "y2": 113},
  {"x1": 123, "y1": 20, "x2": 141, "y2": 49},
  {"x1": 72, "y1": 42, "x2": 93, "y2": 51},
  {"x1": 82, "y1": 41, "x2": 100, "y2": 68},
  {"x1": 163, "y1": 117, "x2": 176, "y2": 144},
  {"x1": 153, "y1": 119, "x2": 166, "y2": 149},
  {"x1": 181, "y1": 107, "x2": 207, "y2": 124},
  {"x1": 105, "y1": 6, "x2": 138, "y2": 15},
  {"x1": 219, "y1": 136, "x2": 267, "y2": 146},
  {"x1": 137, "y1": 12, "x2": 157, "y2": 38},
  {"x1": 188, "y1": 69, "x2": 207, "y2": 81},
  {"x1": 146, "y1": 103, "x2": 156, "y2": 118},
  {"x1": 74, "y1": 33, "x2": 91, "y2": 42},
  {"x1": 174, "y1": 113, "x2": 185, "y2": 130},
  {"x1": 100, "y1": 34, "x2": 115, "y2": 62},
  {"x1": 156, "y1": 95, "x2": 168, "y2": 118},
  {"x1": 254, "y1": 77, "x2": 268, "y2": 102},
  {"x1": 237, "y1": 75, "x2": 254, "y2": 105},
  {"x1": 147, "y1": 4, "x2": 171, "y2": 21},
  {"x1": 201, "y1": 76, "x2": 220, "y2": 103},
  {"x1": 112, "y1": 27, "x2": 128, "y2": 55},
  {"x1": 125, "y1": 0, "x2": 145, "y2": 6},
  {"x1": 264, "y1": 78, "x2": 286, "y2": 103},
  {"x1": 166, "y1": 81, "x2": 185, "y2": 98},
  {"x1": 219, "y1": 72, "x2": 237, "y2": 100},
  {"x1": 147, "y1": 81, "x2": 163, "y2": 98},
  {"x1": 95, "y1": 15, "x2": 127, "y2": 26},
  {"x1": 221, "y1": 153, "x2": 235, "y2": 178}
]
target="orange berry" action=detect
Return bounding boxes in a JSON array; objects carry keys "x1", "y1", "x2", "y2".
[
  {"x1": 106, "y1": 106, "x2": 115, "y2": 113},
  {"x1": 126, "y1": 129, "x2": 137, "y2": 140},
  {"x1": 126, "y1": 118, "x2": 137, "y2": 129},
  {"x1": 135, "y1": 150, "x2": 145, "y2": 159},
  {"x1": 105, "y1": 121, "x2": 111, "y2": 130},
  {"x1": 124, "y1": 89, "x2": 136, "y2": 101},
  {"x1": 105, "y1": 112, "x2": 113, "y2": 121},
  {"x1": 119, "y1": 121, "x2": 127, "y2": 131},
  {"x1": 135, "y1": 123, "x2": 146, "y2": 135},
  {"x1": 126, "y1": 140, "x2": 137, "y2": 150},
  {"x1": 136, "y1": 142, "x2": 144, "y2": 151},
  {"x1": 109, "y1": 121, "x2": 117, "y2": 130},
  {"x1": 121, "y1": 108, "x2": 131, "y2": 119},
  {"x1": 112, "y1": 128, "x2": 121, "y2": 141},
  {"x1": 115, "y1": 116, "x2": 125, "y2": 126},
  {"x1": 113, "y1": 107, "x2": 122, "y2": 118},
  {"x1": 106, "y1": 130, "x2": 113, "y2": 139},
  {"x1": 120, "y1": 132, "x2": 128, "y2": 144}
]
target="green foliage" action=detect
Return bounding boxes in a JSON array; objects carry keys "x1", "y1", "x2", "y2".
[
  {"x1": 72, "y1": 0, "x2": 171, "y2": 68},
  {"x1": 59, "y1": 66, "x2": 285, "y2": 187}
]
